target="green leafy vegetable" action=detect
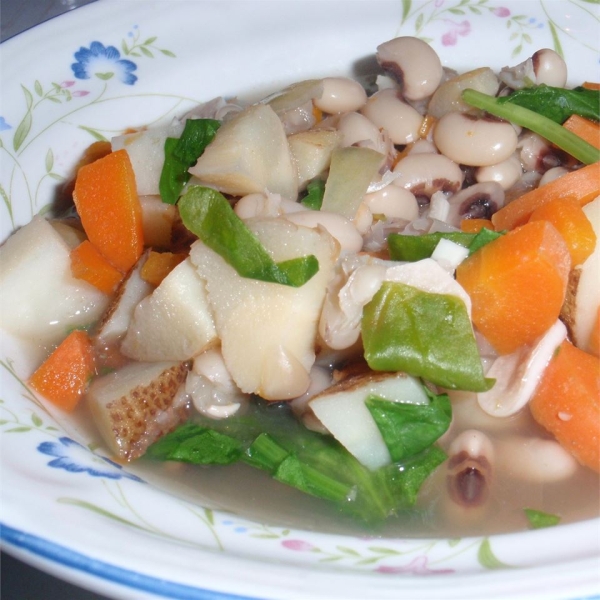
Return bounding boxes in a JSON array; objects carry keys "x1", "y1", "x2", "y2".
[
  {"x1": 159, "y1": 118, "x2": 220, "y2": 204},
  {"x1": 145, "y1": 422, "x2": 242, "y2": 464},
  {"x1": 301, "y1": 178, "x2": 326, "y2": 209},
  {"x1": 497, "y1": 85, "x2": 600, "y2": 124},
  {"x1": 524, "y1": 508, "x2": 561, "y2": 529},
  {"x1": 462, "y1": 89, "x2": 600, "y2": 165},
  {"x1": 388, "y1": 229, "x2": 503, "y2": 262},
  {"x1": 366, "y1": 391, "x2": 451, "y2": 461},
  {"x1": 147, "y1": 401, "x2": 446, "y2": 525},
  {"x1": 362, "y1": 281, "x2": 494, "y2": 392},
  {"x1": 179, "y1": 185, "x2": 319, "y2": 287}
]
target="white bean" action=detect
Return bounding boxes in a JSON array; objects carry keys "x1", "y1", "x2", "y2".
[{"x1": 314, "y1": 77, "x2": 367, "y2": 114}]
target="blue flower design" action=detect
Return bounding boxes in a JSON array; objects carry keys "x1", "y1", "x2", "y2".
[
  {"x1": 38, "y1": 437, "x2": 143, "y2": 482},
  {"x1": 71, "y1": 41, "x2": 137, "y2": 85},
  {"x1": 0, "y1": 117, "x2": 11, "y2": 131}
]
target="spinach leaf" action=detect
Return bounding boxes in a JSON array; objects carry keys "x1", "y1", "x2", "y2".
[
  {"x1": 366, "y1": 391, "x2": 451, "y2": 461},
  {"x1": 159, "y1": 118, "x2": 220, "y2": 204},
  {"x1": 147, "y1": 400, "x2": 446, "y2": 526},
  {"x1": 498, "y1": 85, "x2": 600, "y2": 124},
  {"x1": 362, "y1": 281, "x2": 494, "y2": 392},
  {"x1": 301, "y1": 178, "x2": 326, "y2": 210},
  {"x1": 524, "y1": 508, "x2": 561, "y2": 529},
  {"x1": 179, "y1": 185, "x2": 319, "y2": 287}
]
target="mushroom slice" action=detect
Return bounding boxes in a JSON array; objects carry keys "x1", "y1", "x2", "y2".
[
  {"x1": 121, "y1": 258, "x2": 217, "y2": 362},
  {"x1": 562, "y1": 196, "x2": 599, "y2": 355},
  {"x1": 310, "y1": 369, "x2": 429, "y2": 470},
  {"x1": 189, "y1": 217, "x2": 338, "y2": 400},
  {"x1": 187, "y1": 348, "x2": 249, "y2": 419},
  {"x1": 88, "y1": 360, "x2": 190, "y2": 460},
  {"x1": 477, "y1": 319, "x2": 567, "y2": 417},
  {"x1": 189, "y1": 104, "x2": 298, "y2": 201},
  {"x1": 95, "y1": 252, "x2": 153, "y2": 347}
]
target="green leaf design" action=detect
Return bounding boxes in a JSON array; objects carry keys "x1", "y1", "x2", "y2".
[
  {"x1": 401, "y1": 0, "x2": 412, "y2": 22},
  {"x1": 31, "y1": 413, "x2": 43, "y2": 427},
  {"x1": 160, "y1": 49, "x2": 176, "y2": 58},
  {"x1": 477, "y1": 538, "x2": 511, "y2": 569},
  {"x1": 58, "y1": 498, "x2": 149, "y2": 531},
  {"x1": 548, "y1": 20, "x2": 564, "y2": 58},
  {"x1": 337, "y1": 546, "x2": 360, "y2": 556},
  {"x1": 121, "y1": 40, "x2": 129, "y2": 55},
  {"x1": 95, "y1": 72, "x2": 115, "y2": 81},
  {"x1": 34, "y1": 80, "x2": 43, "y2": 96},
  {"x1": 13, "y1": 87, "x2": 34, "y2": 151},
  {"x1": 45, "y1": 148, "x2": 54, "y2": 173},
  {"x1": 368, "y1": 546, "x2": 401, "y2": 555},
  {"x1": 78, "y1": 125, "x2": 109, "y2": 142},
  {"x1": 5, "y1": 427, "x2": 31, "y2": 433},
  {"x1": 140, "y1": 46, "x2": 153, "y2": 58}
]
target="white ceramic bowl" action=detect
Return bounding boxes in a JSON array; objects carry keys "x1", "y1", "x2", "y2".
[{"x1": 1, "y1": 1, "x2": 599, "y2": 598}]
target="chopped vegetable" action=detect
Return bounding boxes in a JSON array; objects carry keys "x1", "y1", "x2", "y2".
[
  {"x1": 387, "y1": 229, "x2": 503, "y2": 262},
  {"x1": 460, "y1": 218, "x2": 494, "y2": 233},
  {"x1": 147, "y1": 401, "x2": 447, "y2": 525},
  {"x1": 529, "y1": 340, "x2": 600, "y2": 472},
  {"x1": 301, "y1": 178, "x2": 326, "y2": 210},
  {"x1": 362, "y1": 281, "x2": 493, "y2": 391},
  {"x1": 491, "y1": 161, "x2": 600, "y2": 231},
  {"x1": 528, "y1": 198, "x2": 597, "y2": 267},
  {"x1": 496, "y1": 85, "x2": 600, "y2": 124},
  {"x1": 179, "y1": 186, "x2": 319, "y2": 287},
  {"x1": 140, "y1": 251, "x2": 187, "y2": 286},
  {"x1": 462, "y1": 89, "x2": 600, "y2": 165},
  {"x1": 456, "y1": 220, "x2": 571, "y2": 355},
  {"x1": 159, "y1": 118, "x2": 220, "y2": 205},
  {"x1": 562, "y1": 114, "x2": 600, "y2": 150},
  {"x1": 366, "y1": 391, "x2": 451, "y2": 461},
  {"x1": 70, "y1": 240, "x2": 124, "y2": 294},
  {"x1": 29, "y1": 330, "x2": 95, "y2": 411},
  {"x1": 524, "y1": 508, "x2": 561, "y2": 529},
  {"x1": 73, "y1": 149, "x2": 144, "y2": 273}
]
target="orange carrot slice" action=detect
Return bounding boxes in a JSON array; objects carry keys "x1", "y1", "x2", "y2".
[
  {"x1": 140, "y1": 251, "x2": 187, "y2": 286},
  {"x1": 73, "y1": 149, "x2": 143, "y2": 272},
  {"x1": 456, "y1": 220, "x2": 571, "y2": 355},
  {"x1": 529, "y1": 198, "x2": 597, "y2": 267},
  {"x1": 491, "y1": 162, "x2": 600, "y2": 231},
  {"x1": 29, "y1": 330, "x2": 95, "y2": 411},
  {"x1": 582, "y1": 82, "x2": 600, "y2": 91},
  {"x1": 530, "y1": 340, "x2": 600, "y2": 472},
  {"x1": 71, "y1": 240, "x2": 124, "y2": 294},
  {"x1": 460, "y1": 218, "x2": 494, "y2": 233},
  {"x1": 562, "y1": 115, "x2": 600, "y2": 150}
]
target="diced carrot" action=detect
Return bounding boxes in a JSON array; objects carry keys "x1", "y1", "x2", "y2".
[
  {"x1": 460, "y1": 218, "x2": 494, "y2": 233},
  {"x1": 456, "y1": 220, "x2": 571, "y2": 355},
  {"x1": 529, "y1": 340, "x2": 600, "y2": 472},
  {"x1": 312, "y1": 105, "x2": 323, "y2": 124},
  {"x1": 562, "y1": 115, "x2": 600, "y2": 150},
  {"x1": 140, "y1": 251, "x2": 186, "y2": 286},
  {"x1": 582, "y1": 82, "x2": 600, "y2": 91},
  {"x1": 590, "y1": 306, "x2": 600, "y2": 357},
  {"x1": 70, "y1": 240, "x2": 124, "y2": 294},
  {"x1": 529, "y1": 198, "x2": 597, "y2": 267},
  {"x1": 29, "y1": 330, "x2": 95, "y2": 411},
  {"x1": 491, "y1": 162, "x2": 600, "y2": 231},
  {"x1": 73, "y1": 149, "x2": 143, "y2": 273}
]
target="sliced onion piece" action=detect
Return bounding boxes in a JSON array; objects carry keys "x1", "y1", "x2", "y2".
[{"x1": 477, "y1": 320, "x2": 567, "y2": 417}]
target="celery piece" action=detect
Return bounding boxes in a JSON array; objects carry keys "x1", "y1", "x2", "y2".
[
  {"x1": 179, "y1": 186, "x2": 319, "y2": 287},
  {"x1": 462, "y1": 89, "x2": 600, "y2": 165},
  {"x1": 362, "y1": 281, "x2": 494, "y2": 392}
]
